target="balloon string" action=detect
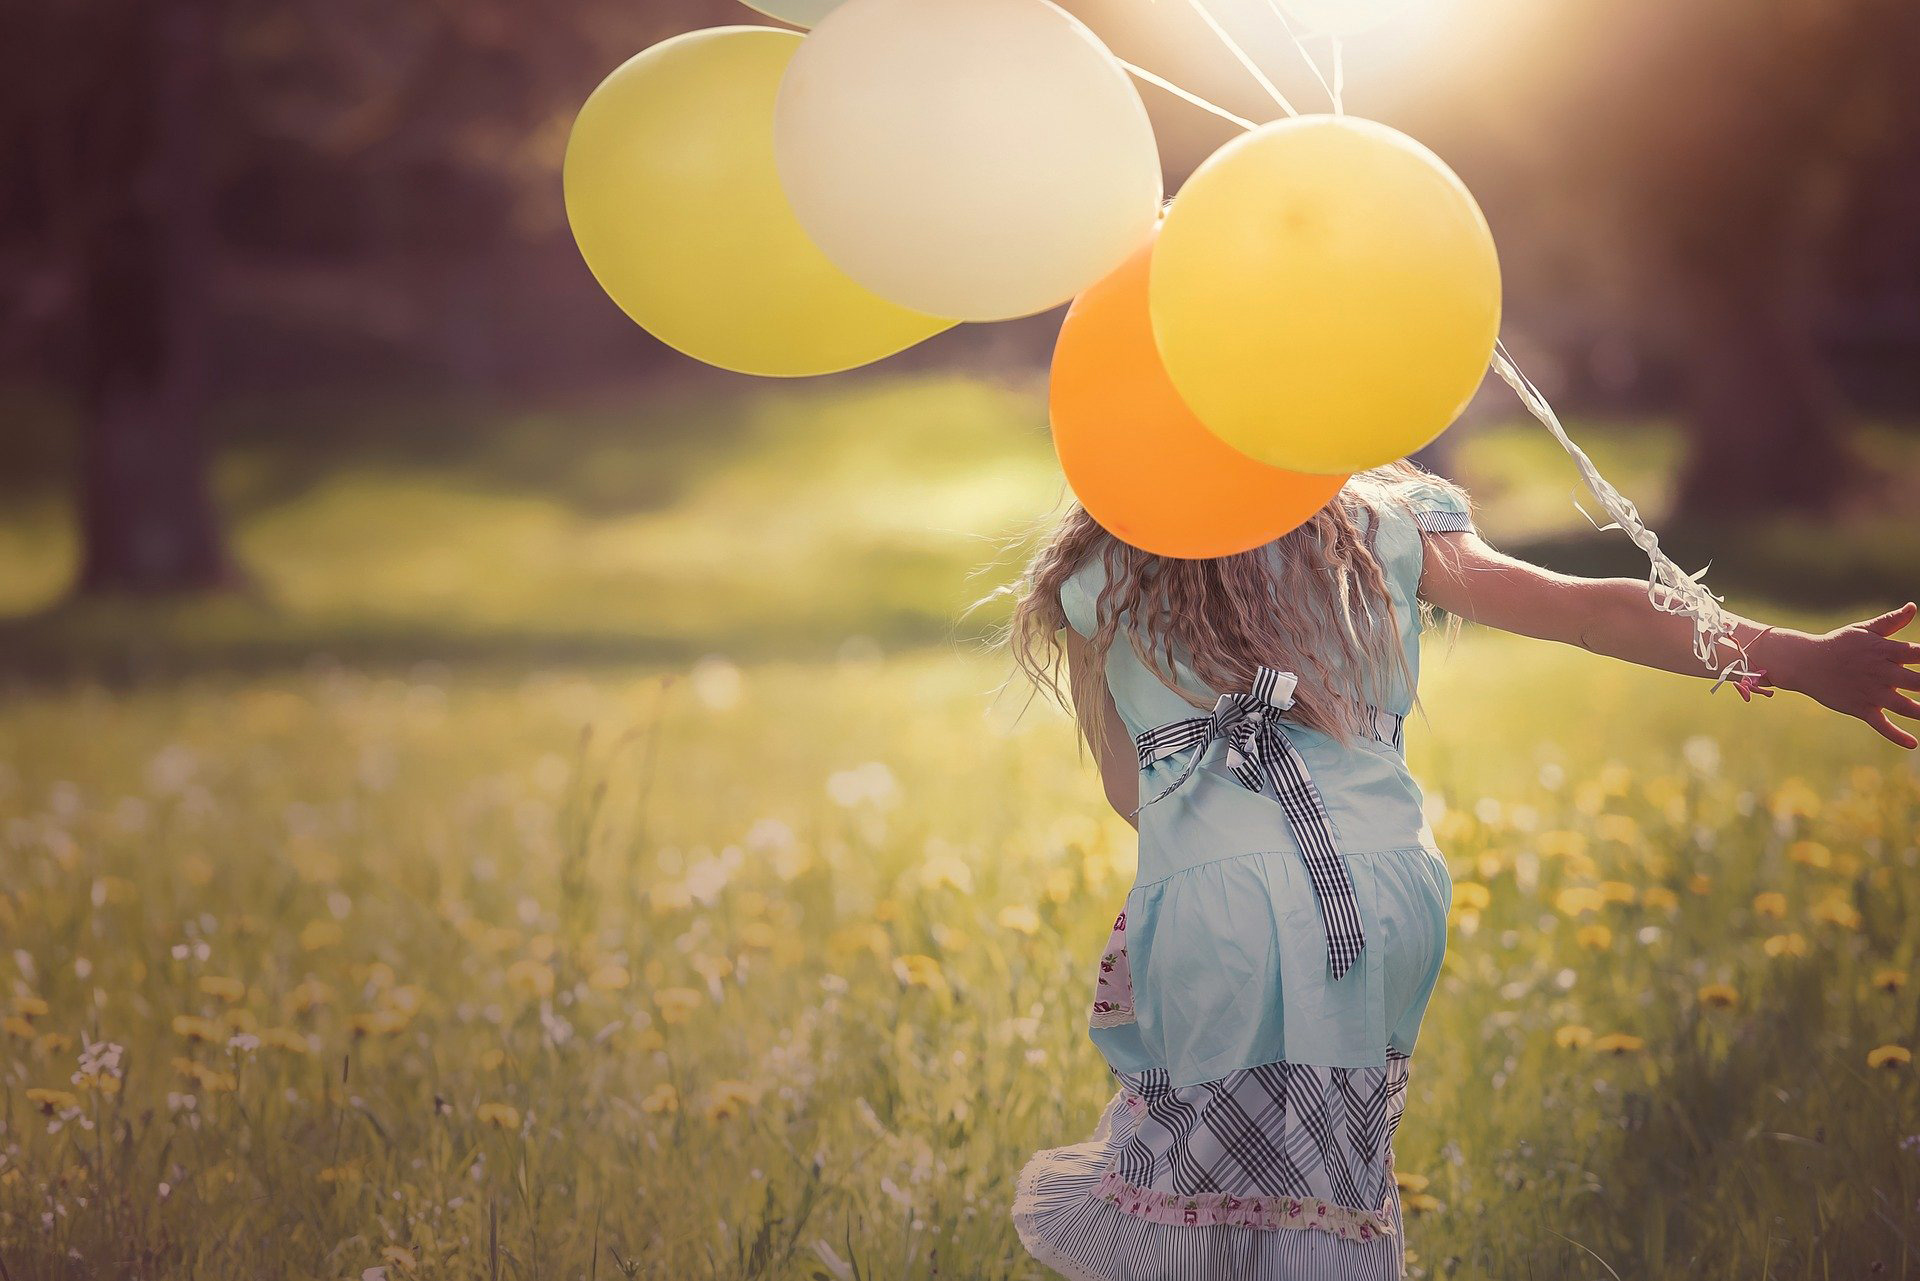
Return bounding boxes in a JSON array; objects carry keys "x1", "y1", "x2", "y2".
[
  {"x1": 1331, "y1": 37, "x2": 1345, "y2": 114},
  {"x1": 1260, "y1": 0, "x2": 1340, "y2": 114},
  {"x1": 1186, "y1": 0, "x2": 1300, "y2": 117},
  {"x1": 1119, "y1": 59, "x2": 1258, "y2": 131},
  {"x1": 1490, "y1": 342, "x2": 1758, "y2": 684}
]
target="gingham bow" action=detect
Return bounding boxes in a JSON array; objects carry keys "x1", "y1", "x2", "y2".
[{"x1": 1128, "y1": 666, "x2": 1368, "y2": 981}]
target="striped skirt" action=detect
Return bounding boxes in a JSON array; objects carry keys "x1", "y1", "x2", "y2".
[{"x1": 1013, "y1": 1081, "x2": 1409, "y2": 1281}]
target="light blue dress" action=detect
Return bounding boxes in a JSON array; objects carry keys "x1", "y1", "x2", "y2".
[{"x1": 1013, "y1": 474, "x2": 1469, "y2": 1281}]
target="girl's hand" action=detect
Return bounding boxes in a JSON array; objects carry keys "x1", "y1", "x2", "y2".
[{"x1": 1765, "y1": 603, "x2": 1920, "y2": 749}]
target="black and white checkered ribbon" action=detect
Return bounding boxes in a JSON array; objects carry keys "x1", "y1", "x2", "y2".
[{"x1": 1127, "y1": 666, "x2": 1375, "y2": 981}]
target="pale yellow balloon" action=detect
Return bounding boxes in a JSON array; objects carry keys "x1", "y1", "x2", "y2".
[
  {"x1": 1151, "y1": 115, "x2": 1501, "y2": 474},
  {"x1": 773, "y1": 0, "x2": 1164, "y2": 323},
  {"x1": 739, "y1": 0, "x2": 844, "y2": 26},
  {"x1": 563, "y1": 27, "x2": 952, "y2": 377}
]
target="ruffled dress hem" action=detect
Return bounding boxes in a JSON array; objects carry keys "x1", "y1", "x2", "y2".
[{"x1": 1012, "y1": 1089, "x2": 1409, "y2": 1281}]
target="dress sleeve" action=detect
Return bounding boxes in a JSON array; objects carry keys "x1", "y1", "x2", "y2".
[
  {"x1": 1059, "y1": 565, "x2": 1098, "y2": 639},
  {"x1": 1398, "y1": 478, "x2": 1475, "y2": 534}
]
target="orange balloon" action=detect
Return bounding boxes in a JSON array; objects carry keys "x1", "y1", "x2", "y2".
[{"x1": 1049, "y1": 231, "x2": 1349, "y2": 558}]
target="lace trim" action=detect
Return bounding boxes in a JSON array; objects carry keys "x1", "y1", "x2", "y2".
[
  {"x1": 1011, "y1": 1107, "x2": 1125, "y2": 1281},
  {"x1": 1093, "y1": 1168, "x2": 1397, "y2": 1240},
  {"x1": 1412, "y1": 509, "x2": 1472, "y2": 533}
]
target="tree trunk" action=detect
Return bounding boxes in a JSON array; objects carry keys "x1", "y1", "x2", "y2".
[
  {"x1": 72, "y1": 0, "x2": 235, "y2": 595},
  {"x1": 1670, "y1": 266, "x2": 1855, "y2": 519}
]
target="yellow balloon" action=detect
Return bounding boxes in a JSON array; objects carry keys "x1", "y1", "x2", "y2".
[
  {"x1": 563, "y1": 27, "x2": 953, "y2": 377},
  {"x1": 1151, "y1": 115, "x2": 1501, "y2": 474}
]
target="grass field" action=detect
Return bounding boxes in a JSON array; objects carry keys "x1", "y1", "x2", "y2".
[
  {"x1": 2, "y1": 374, "x2": 1919, "y2": 1278},
  {"x1": 2, "y1": 638, "x2": 1918, "y2": 1279}
]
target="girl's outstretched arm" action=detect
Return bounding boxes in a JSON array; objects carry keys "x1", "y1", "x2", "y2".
[
  {"x1": 1063, "y1": 629, "x2": 1142, "y2": 828},
  {"x1": 1417, "y1": 528, "x2": 1920, "y2": 749}
]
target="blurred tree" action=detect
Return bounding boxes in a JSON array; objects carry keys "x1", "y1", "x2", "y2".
[
  {"x1": 1550, "y1": 0, "x2": 1920, "y2": 515},
  {"x1": 34, "y1": 0, "x2": 235, "y2": 591},
  {"x1": 15, "y1": 0, "x2": 741, "y2": 596}
]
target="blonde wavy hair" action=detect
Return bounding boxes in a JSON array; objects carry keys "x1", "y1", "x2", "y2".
[{"x1": 984, "y1": 460, "x2": 1470, "y2": 751}]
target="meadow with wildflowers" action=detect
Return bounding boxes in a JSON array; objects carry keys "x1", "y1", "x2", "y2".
[
  {"x1": 1, "y1": 628, "x2": 1917, "y2": 1280},
  {"x1": 3, "y1": 376, "x2": 1918, "y2": 1277}
]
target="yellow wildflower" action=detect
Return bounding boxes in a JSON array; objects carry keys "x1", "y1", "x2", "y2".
[
  {"x1": 1752, "y1": 892, "x2": 1787, "y2": 920},
  {"x1": 997, "y1": 904, "x2": 1042, "y2": 936},
  {"x1": 827, "y1": 921, "x2": 890, "y2": 961},
  {"x1": 1451, "y1": 882, "x2": 1491, "y2": 912},
  {"x1": 1592, "y1": 1033, "x2": 1645, "y2": 1055},
  {"x1": 3, "y1": 1015, "x2": 34, "y2": 1040},
  {"x1": 1554, "y1": 1025, "x2": 1593, "y2": 1050},
  {"x1": 348, "y1": 1009, "x2": 410, "y2": 1038},
  {"x1": 1402, "y1": 1192, "x2": 1443, "y2": 1215},
  {"x1": 1687, "y1": 874, "x2": 1712, "y2": 896},
  {"x1": 1393, "y1": 1170, "x2": 1430, "y2": 1193},
  {"x1": 35, "y1": 1031, "x2": 73, "y2": 1056},
  {"x1": 1871, "y1": 968, "x2": 1908, "y2": 994},
  {"x1": 299, "y1": 920, "x2": 344, "y2": 951},
  {"x1": 920, "y1": 855, "x2": 974, "y2": 894},
  {"x1": 258, "y1": 1027, "x2": 314, "y2": 1054},
  {"x1": 1696, "y1": 983, "x2": 1739, "y2": 1009},
  {"x1": 703, "y1": 1080, "x2": 759, "y2": 1122},
  {"x1": 480, "y1": 1048, "x2": 507, "y2": 1072},
  {"x1": 26, "y1": 1087, "x2": 79, "y2": 1114},
  {"x1": 1868, "y1": 1044, "x2": 1912, "y2": 1070},
  {"x1": 1538, "y1": 830, "x2": 1587, "y2": 860},
  {"x1": 654, "y1": 988, "x2": 704, "y2": 1025},
  {"x1": 1554, "y1": 887, "x2": 1604, "y2": 917},
  {"x1": 1597, "y1": 881, "x2": 1636, "y2": 905},
  {"x1": 1763, "y1": 932, "x2": 1810, "y2": 958},
  {"x1": 1641, "y1": 886, "x2": 1680, "y2": 912},
  {"x1": 640, "y1": 1082, "x2": 679, "y2": 1115},
  {"x1": 587, "y1": 964, "x2": 631, "y2": 993},
  {"x1": 13, "y1": 996, "x2": 49, "y2": 1020},
  {"x1": 1787, "y1": 841, "x2": 1832, "y2": 869},
  {"x1": 1594, "y1": 815, "x2": 1640, "y2": 845},
  {"x1": 380, "y1": 1246, "x2": 418, "y2": 1272},
  {"x1": 737, "y1": 922, "x2": 778, "y2": 950},
  {"x1": 690, "y1": 953, "x2": 733, "y2": 984},
  {"x1": 477, "y1": 1102, "x2": 520, "y2": 1129},
  {"x1": 892, "y1": 954, "x2": 947, "y2": 991},
  {"x1": 317, "y1": 1162, "x2": 362, "y2": 1184},
  {"x1": 172, "y1": 1014, "x2": 223, "y2": 1044},
  {"x1": 1810, "y1": 898, "x2": 1862, "y2": 931},
  {"x1": 198, "y1": 976, "x2": 246, "y2": 1003},
  {"x1": 505, "y1": 959, "x2": 556, "y2": 1000},
  {"x1": 222, "y1": 1008, "x2": 258, "y2": 1033},
  {"x1": 284, "y1": 979, "x2": 333, "y2": 1015},
  {"x1": 1576, "y1": 925, "x2": 1613, "y2": 951}
]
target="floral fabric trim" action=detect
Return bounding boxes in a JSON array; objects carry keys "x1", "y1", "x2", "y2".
[
  {"x1": 1088, "y1": 907, "x2": 1134, "y2": 1027},
  {"x1": 1093, "y1": 1168, "x2": 1397, "y2": 1240}
]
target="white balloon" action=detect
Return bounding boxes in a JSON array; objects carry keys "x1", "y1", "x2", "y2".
[
  {"x1": 773, "y1": 0, "x2": 1164, "y2": 322},
  {"x1": 739, "y1": 0, "x2": 844, "y2": 28}
]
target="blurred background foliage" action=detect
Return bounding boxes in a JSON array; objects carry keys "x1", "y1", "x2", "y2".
[{"x1": 2, "y1": 0, "x2": 1918, "y2": 672}]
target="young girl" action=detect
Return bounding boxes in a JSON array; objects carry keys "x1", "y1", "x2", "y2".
[{"x1": 1002, "y1": 461, "x2": 1919, "y2": 1281}]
